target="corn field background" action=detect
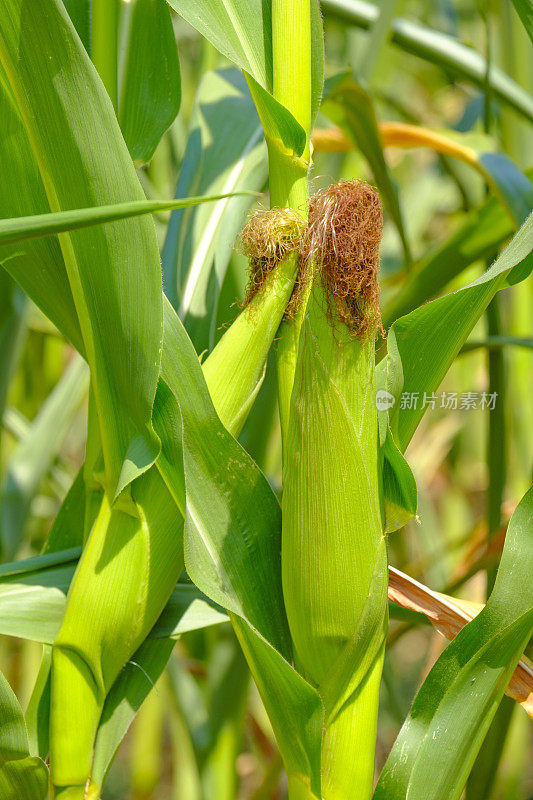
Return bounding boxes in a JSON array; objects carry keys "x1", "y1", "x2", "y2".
[{"x1": 0, "y1": 0, "x2": 532, "y2": 799}]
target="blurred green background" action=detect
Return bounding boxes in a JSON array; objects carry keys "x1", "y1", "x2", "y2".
[{"x1": 0, "y1": 1, "x2": 532, "y2": 798}]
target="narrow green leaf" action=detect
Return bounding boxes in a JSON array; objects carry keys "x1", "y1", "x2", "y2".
[
  {"x1": 0, "y1": 276, "x2": 24, "y2": 448},
  {"x1": 509, "y1": 0, "x2": 533, "y2": 43},
  {"x1": 381, "y1": 428, "x2": 418, "y2": 533},
  {"x1": 234, "y1": 618, "x2": 323, "y2": 798},
  {"x1": 160, "y1": 298, "x2": 290, "y2": 654},
  {"x1": 62, "y1": 0, "x2": 90, "y2": 51},
  {"x1": 0, "y1": 671, "x2": 29, "y2": 764},
  {"x1": 383, "y1": 212, "x2": 533, "y2": 451},
  {"x1": 0, "y1": 0, "x2": 164, "y2": 497},
  {"x1": 460, "y1": 335, "x2": 533, "y2": 353},
  {"x1": 465, "y1": 697, "x2": 515, "y2": 800},
  {"x1": 374, "y1": 485, "x2": 533, "y2": 800},
  {"x1": 1, "y1": 355, "x2": 89, "y2": 558},
  {"x1": 0, "y1": 65, "x2": 82, "y2": 354},
  {"x1": 0, "y1": 757, "x2": 48, "y2": 800},
  {"x1": 41, "y1": 468, "x2": 86, "y2": 554},
  {"x1": 26, "y1": 647, "x2": 52, "y2": 760},
  {"x1": 0, "y1": 193, "x2": 258, "y2": 248},
  {"x1": 119, "y1": 0, "x2": 181, "y2": 165},
  {"x1": 162, "y1": 69, "x2": 266, "y2": 349},
  {"x1": 92, "y1": 0, "x2": 120, "y2": 109},
  {"x1": 92, "y1": 638, "x2": 176, "y2": 788},
  {"x1": 0, "y1": 670, "x2": 48, "y2": 800}
]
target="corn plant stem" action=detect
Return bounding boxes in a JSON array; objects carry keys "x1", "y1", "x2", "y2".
[
  {"x1": 268, "y1": 5, "x2": 317, "y2": 798},
  {"x1": 269, "y1": 0, "x2": 311, "y2": 212},
  {"x1": 270, "y1": 0, "x2": 312, "y2": 439},
  {"x1": 91, "y1": 0, "x2": 119, "y2": 111}
]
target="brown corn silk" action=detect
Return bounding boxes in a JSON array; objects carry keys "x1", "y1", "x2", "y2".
[{"x1": 301, "y1": 179, "x2": 382, "y2": 336}]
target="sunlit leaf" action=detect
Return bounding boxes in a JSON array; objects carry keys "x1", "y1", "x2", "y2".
[
  {"x1": 119, "y1": 0, "x2": 181, "y2": 165},
  {"x1": 375, "y1": 485, "x2": 533, "y2": 800},
  {"x1": 162, "y1": 69, "x2": 266, "y2": 351}
]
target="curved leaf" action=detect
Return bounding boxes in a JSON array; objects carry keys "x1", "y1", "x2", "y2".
[
  {"x1": 158, "y1": 297, "x2": 324, "y2": 794},
  {"x1": 119, "y1": 0, "x2": 181, "y2": 165},
  {"x1": 0, "y1": 671, "x2": 28, "y2": 765},
  {"x1": 0, "y1": 0, "x2": 163, "y2": 497},
  {"x1": 510, "y1": 0, "x2": 533, "y2": 43},
  {"x1": 0, "y1": 671, "x2": 48, "y2": 800},
  {"x1": 162, "y1": 69, "x2": 266, "y2": 350},
  {"x1": 0, "y1": 65, "x2": 82, "y2": 354},
  {"x1": 381, "y1": 212, "x2": 533, "y2": 451},
  {"x1": 0, "y1": 192, "x2": 258, "y2": 248},
  {"x1": 374, "y1": 485, "x2": 533, "y2": 800}
]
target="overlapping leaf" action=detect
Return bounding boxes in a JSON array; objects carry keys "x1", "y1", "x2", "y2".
[
  {"x1": 510, "y1": 0, "x2": 533, "y2": 43},
  {"x1": 0, "y1": 355, "x2": 89, "y2": 558},
  {"x1": 0, "y1": 671, "x2": 48, "y2": 800},
  {"x1": 165, "y1": 0, "x2": 324, "y2": 159},
  {"x1": 119, "y1": 0, "x2": 181, "y2": 165},
  {"x1": 381, "y1": 212, "x2": 533, "y2": 451},
  {"x1": 162, "y1": 69, "x2": 266, "y2": 351},
  {"x1": 157, "y1": 297, "x2": 324, "y2": 795},
  {"x1": 0, "y1": 548, "x2": 228, "y2": 645},
  {"x1": 374, "y1": 485, "x2": 533, "y2": 800},
  {"x1": 0, "y1": 0, "x2": 164, "y2": 498}
]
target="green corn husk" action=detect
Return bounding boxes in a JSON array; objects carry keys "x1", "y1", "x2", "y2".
[
  {"x1": 279, "y1": 181, "x2": 388, "y2": 799},
  {"x1": 49, "y1": 250, "x2": 299, "y2": 798},
  {"x1": 50, "y1": 469, "x2": 182, "y2": 799},
  {"x1": 203, "y1": 248, "x2": 299, "y2": 433}
]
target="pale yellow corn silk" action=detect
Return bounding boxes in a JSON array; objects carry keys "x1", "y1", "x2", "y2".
[{"x1": 240, "y1": 206, "x2": 307, "y2": 308}]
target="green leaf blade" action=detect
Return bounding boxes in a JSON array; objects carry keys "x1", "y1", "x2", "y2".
[
  {"x1": 0, "y1": 0, "x2": 164, "y2": 497},
  {"x1": 374, "y1": 484, "x2": 533, "y2": 800}
]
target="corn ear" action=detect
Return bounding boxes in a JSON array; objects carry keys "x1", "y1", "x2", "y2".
[
  {"x1": 279, "y1": 181, "x2": 388, "y2": 799},
  {"x1": 203, "y1": 250, "x2": 298, "y2": 434},
  {"x1": 50, "y1": 469, "x2": 183, "y2": 797},
  {"x1": 50, "y1": 251, "x2": 299, "y2": 796}
]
